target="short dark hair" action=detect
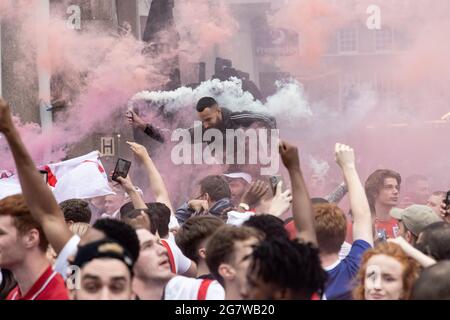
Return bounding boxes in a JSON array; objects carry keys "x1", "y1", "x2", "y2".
[
  {"x1": 146, "y1": 202, "x2": 171, "y2": 238},
  {"x1": 59, "y1": 199, "x2": 92, "y2": 224},
  {"x1": 93, "y1": 219, "x2": 140, "y2": 264},
  {"x1": 0, "y1": 194, "x2": 49, "y2": 252},
  {"x1": 412, "y1": 261, "x2": 450, "y2": 300},
  {"x1": 196, "y1": 97, "x2": 218, "y2": 112},
  {"x1": 248, "y1": 238, "x2": 328, "y2": 299},
  {"x1": 120, "y1": 202, "x2": 171, "y2": 238},
  {"x1": 175, "y1": 216, "x2": 224, "y2": 264},
  {"x1": 243, "y1": 215, "x2": 289, "y2": 240},
  {"x1": 206, "y1": 225, "x2": 262, "y2": 285},
  {"x1": 119, "y1": 202, "x2": 135, "y2": 219},
  {"x1": 415, "y1": 222, "x2": 450, "y2": 261},
  {"x1": 199, "y1": 175, "x2": 231, "y2": 202},
  {"x1": 365, "y1": 169, "x2": 401, "y2": 213}
]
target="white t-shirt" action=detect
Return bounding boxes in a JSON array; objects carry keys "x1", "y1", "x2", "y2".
[
  {"x1": 169, "y1": 214, "x2": 179, "y2": 229},
  {"x1": 164, "y1": 233, "x2": 192, "y2": 275},
  {"x1": 54, "y1": 235, "x2": 81, "y2": 279},
  {"x1": 164, "y1": 276, "x2": 225, "y2": 300}
]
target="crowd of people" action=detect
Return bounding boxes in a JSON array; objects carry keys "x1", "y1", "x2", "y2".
[{"x1": 0, "y1": 96, "x2": 449, "y2": 301}]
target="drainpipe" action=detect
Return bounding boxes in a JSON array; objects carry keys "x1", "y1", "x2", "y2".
[{"x1": 36, "y1": 0, "x2": 53, "y2": 132}]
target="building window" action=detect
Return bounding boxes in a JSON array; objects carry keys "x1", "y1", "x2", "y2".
[
  {"x1": 338, "y1": 27, "x2": 358, "y2": 53},
  {"x1": 375, "y1": 27, "x2": 393, "y2": 52}
]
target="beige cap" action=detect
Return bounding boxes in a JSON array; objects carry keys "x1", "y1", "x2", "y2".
[{"x1": 390, "y1": 205, "x2": 442, "y2": 236}]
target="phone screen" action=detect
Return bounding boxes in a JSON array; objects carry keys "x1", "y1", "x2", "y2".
[
  {"x1": 112, "y1": 159, "x2": 131, "y2": 182},
  {"x1": 445, "y1": 191, "x2": 450, "y2": 207},
  {"x1": 269, "y1": 175, "x2": 282, "y2": 195}
]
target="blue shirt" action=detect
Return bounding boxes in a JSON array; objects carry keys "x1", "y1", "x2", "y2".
[{"x1": 324, "y1": 239, "x2": 372, "y2": 300}]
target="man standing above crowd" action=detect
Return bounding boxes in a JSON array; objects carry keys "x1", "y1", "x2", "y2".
[{"x1": 127, "y1": 96, "x2": 277, "y2": 144}]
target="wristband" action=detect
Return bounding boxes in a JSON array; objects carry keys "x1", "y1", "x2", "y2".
[{"x1": 239, "y1": 203, "x2": 250, "y2": 211}]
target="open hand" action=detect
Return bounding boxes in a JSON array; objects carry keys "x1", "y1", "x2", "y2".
[
  {"x1": 268, "y1": 181, "x2": 293, "y2": 217},
  {"x1": 241, "y1": 180, "x2": 269, "y2": 207},
  {"x1": 127, "y1": 141, "x2": 150, "y2": 161}
]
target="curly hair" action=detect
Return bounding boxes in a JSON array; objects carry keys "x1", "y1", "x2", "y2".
[
  {"x1": 93, "y1": 219, "x2": 140, "y2": 264},
  {"x1": 59, "y1": 199, "x2": 92, "y2": 224},
  {"x1": 248, "y1": 238, "x2": 328, "y2": 299},
  {"x1": 352, "y1": 242, "x2": 420, "y2": 300},
  {"x1": 243, "y1": 214, "x2": 289, "y2": 240},
  {"x1": 364, "y1": 169, "x2": 401, "y2": 214}
]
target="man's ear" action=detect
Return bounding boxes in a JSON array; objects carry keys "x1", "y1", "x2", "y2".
[
  {"x1": 405, "y1": 230, "x2": 414, "y2": 244},
  {"x1": 218, "y1": 263, "x2": 235, "y2": 281},
  {"x1": 198, "y1": 247, "x2": 207, "y2": 260},
  {"x1": 204, "y1": 193, "x2": 211, "y2": 203},
  {"x1": 23, "y1": 229, "x2": 40, "y2": 249}
]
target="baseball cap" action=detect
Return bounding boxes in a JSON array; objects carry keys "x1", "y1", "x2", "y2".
[
  {"x1": 73, "y1": 239, "x2": 135, "y2": 273},
  {"x1": 390, "y1": 205, "x2": 442, "y2": 236},
  {"x1": 223, "y1": 172, "x2": 252, "y2": 184}
]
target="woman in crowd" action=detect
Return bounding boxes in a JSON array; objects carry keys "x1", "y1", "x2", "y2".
[{"x1": 353, "y1": 242, "x2": 421, "y2": 300}]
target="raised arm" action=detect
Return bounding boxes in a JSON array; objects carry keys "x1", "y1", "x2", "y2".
[
  {"x1": 116, "y1": 175, "x2": 147, "y2": 210},
  {"x1": 0, "y1": 99, "x2": 72, "y2": 253},
  {"x1": 279, "y1": 141, "x2": 317, "y2": 245},
  {"x1": 388, "y1": 237, "x2": 436, "y2": 268},
  {"x1": 127, "y1": 110, "x2": 165, "y2": 143},
  {"x1": 335, "y1": 143, "x2": 373, "y2": 246},
  {"x1": 127, "y1": 141, "x2": 174, "y2": 213}
]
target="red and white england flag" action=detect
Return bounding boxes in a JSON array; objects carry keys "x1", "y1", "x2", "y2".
[
  {"x1": 0, "y1": 152, "x2": 114, "y2": 202},
  {"x1": 44, "y1": 151, "x2": 114, "y2": 203}
]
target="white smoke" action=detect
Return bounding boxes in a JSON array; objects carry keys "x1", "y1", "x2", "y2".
[
  {"x1": 308, "y1": 155, "x2": 330, "y2": 179},
  {"x1": 128, "y1": 77, "x2": 312, "y2": 125}
]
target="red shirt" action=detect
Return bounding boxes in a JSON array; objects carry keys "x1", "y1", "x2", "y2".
[
  {"x1": 375, "y1": 218, "x2": 399, "y2": 239},
  {"x1": 7, "y1": 266, "x2": 69, "y2": 300}
]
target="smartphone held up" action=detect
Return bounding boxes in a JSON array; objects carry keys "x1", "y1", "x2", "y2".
[{"x1": 112, "y1": 158, "x2": 132, "y2": 182}]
